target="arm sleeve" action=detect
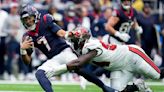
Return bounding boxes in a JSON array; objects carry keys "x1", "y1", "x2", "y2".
[{"x1": 45, "y1": 14, "x2": 62, "y2": 33}]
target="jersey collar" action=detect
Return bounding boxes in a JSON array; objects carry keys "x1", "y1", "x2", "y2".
[
  {"x1": 27, "y1": 20, "x2": 40, "y2": 36},
  {"x1": 121, "y1": 7, "x2": 134, "y2": 19}
]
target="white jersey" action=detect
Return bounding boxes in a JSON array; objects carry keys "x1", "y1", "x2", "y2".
[
  {"x1": 82, "y1": 37, "x2": 160, "y2": 91},
  {"x1": 82, "y1": 37, "x2": 130, "y2": 71}
]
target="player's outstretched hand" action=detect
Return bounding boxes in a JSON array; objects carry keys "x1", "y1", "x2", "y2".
[
  {"x1": 65, "y1": 31, "x2": 81, "y2": 39},
  {"x1": 20, "y1": 36, "x2": 34, "y2": 50},
  {"x1": 115, "y1": 31, "x2": 130, "y2": 42}
]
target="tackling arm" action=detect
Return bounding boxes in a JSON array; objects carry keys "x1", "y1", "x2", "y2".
[{"x1": 67, "y1": 50, "x2": 97, "y2": 71}]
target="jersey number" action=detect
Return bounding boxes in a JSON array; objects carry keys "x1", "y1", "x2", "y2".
[
  {"x1": 37, "y1": 36, "x2": 51, "y2": 51},
  {"x1": 119, "y1": 22, "x2": 132, "y2": 33},
  {"x1": 100, "y1": 41, "x2": 117, "y2": 51}
]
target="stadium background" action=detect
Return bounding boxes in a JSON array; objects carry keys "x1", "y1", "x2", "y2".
[{"x1": 0, "y1": 0, "x2": 164, "y2": 92}]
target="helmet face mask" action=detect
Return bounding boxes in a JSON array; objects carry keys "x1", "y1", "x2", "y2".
[
  {"x1": 21, "y1": 15, "x2": 36, "y2": 30},
  {"x1": 19, "y1": 5, "x2": 40, "y2": 31},
  {"x1": 70, "y1": 26, "x2": 91, "y2": 49},
  {"x1": 121, "y1": 0, "x2": 132, "y2": 10},
  {"x1": 74, "y1": 27, "x2": 90, "y2": 41}
]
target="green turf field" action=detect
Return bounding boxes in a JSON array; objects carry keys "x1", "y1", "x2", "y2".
[
  {"x1": 0, "y1": 84, "x2": 163, "y2": 92},
  {"x1": 0, "y1": 84, "x2": 101, "y2": 92},
  {"x1": 150, "y1": 86, "x2": 164, "y2": 92}
]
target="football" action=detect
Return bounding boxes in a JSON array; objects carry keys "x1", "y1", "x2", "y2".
[{"x1": 26, "y1": 47, "x2": 33, "y2": 55}]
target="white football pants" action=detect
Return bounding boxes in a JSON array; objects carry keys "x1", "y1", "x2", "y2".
[{"x1": 37, "y1": 48, "x2": 78, "y2": 78}]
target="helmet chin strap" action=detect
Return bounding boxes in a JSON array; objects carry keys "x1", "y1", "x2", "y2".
[{"x1": 27, "y1": 24, "x2": 36, "y2": 31}]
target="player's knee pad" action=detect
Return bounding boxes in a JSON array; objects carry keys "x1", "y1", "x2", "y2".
[{"x1": 35, "y1": 70, "x2": 46, "y2": 79}]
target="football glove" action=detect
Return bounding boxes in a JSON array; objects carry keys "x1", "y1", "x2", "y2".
[
  {"x1": 114, "y1": 31, "x2": 130, "y2": 42},
  {"x1": 135, "y1": 26, "x2": 143, "y2": 34}
]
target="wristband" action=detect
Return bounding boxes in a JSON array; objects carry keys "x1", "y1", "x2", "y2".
[
  {"x1": 20, "y1": 49, "x2": 27, "y2": 55},
  {"x1": 64, "y1": 31, "x2": 73, "y2": 39},
  {"x1": 64, "y1": 31, "x2": 69, "y2": 39}
]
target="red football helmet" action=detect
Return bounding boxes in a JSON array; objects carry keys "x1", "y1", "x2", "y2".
[
  {"x1": 70, "y1": 26, "x2": 91, "y2": 49},
  {"x1": 72, "y1": 26, "x2": 91, "y2": 40}
]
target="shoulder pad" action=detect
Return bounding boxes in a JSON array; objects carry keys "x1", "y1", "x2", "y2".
[
  {"x1": 112, "y1": 9, "x2": 120, "y2": 17},
  {"x1": 82, "y1": 38, "x2": 103, "y2": 56},
  {"x1": 43, "y1": 14, "x2": 55, "y2": 24}
]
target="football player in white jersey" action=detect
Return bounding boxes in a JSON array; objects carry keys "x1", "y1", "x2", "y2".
[{"x1": 66, "y1": 27, "x2": 164, "y2": 92}]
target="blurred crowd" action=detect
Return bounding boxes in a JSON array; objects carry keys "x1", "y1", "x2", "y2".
[{"x1": 0, "y1": 0, "x2": 164, "y2": 82}]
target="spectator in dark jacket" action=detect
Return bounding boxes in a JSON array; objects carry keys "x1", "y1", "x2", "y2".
[{"x1": 137, "y1": 4, "x2": 158, "y2": 57}]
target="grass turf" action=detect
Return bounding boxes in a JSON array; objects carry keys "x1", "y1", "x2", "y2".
[
  {"x1": 0, "y1": 84, "x2": 101, "y2": 92},
  {"x1": 0, "y1": 84, "x2": 163, "y2": 92}
]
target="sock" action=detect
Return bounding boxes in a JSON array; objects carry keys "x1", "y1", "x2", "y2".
[
  {"x1": 76, "y1": 67, "x2": 114, "y2": 92},
  {"x1": 77, "y1": 67, "x2": 117, "y2": 92},
  {"x1": 35, "y1": 70, "x2": 53, "y2": 92}
]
